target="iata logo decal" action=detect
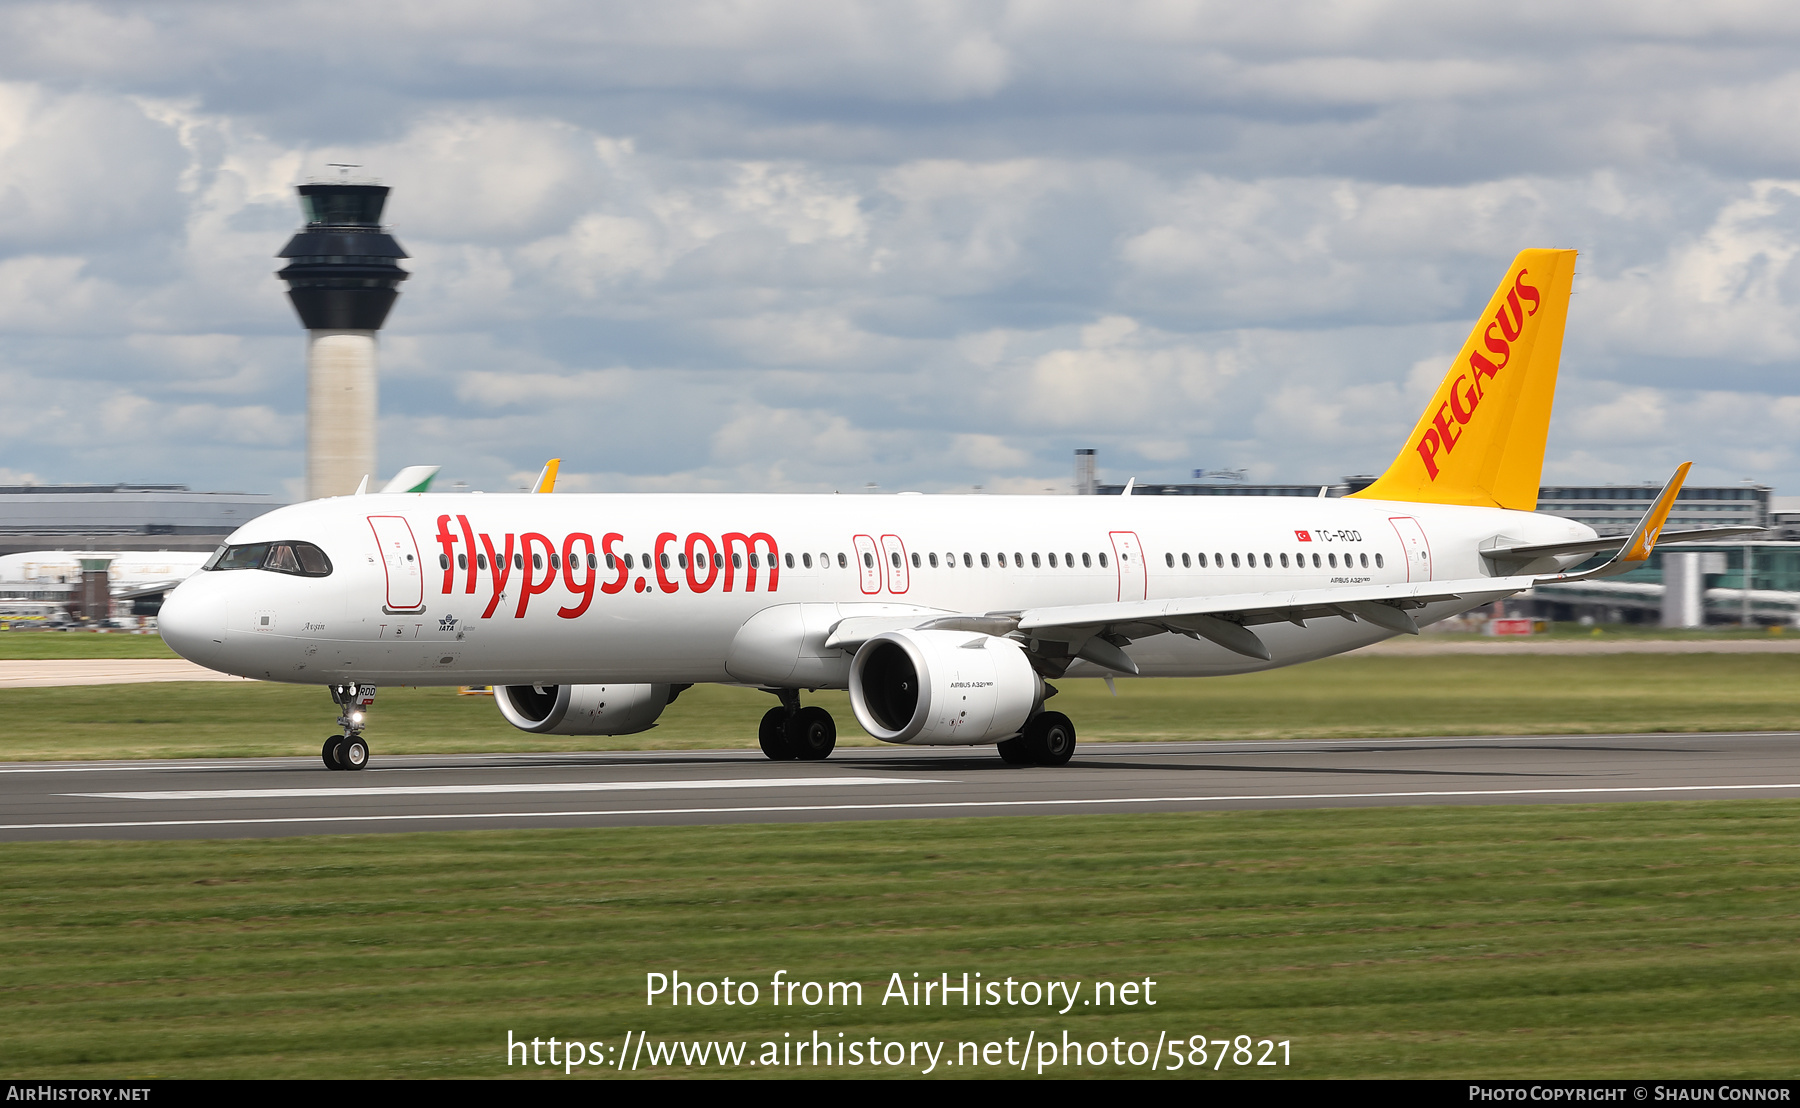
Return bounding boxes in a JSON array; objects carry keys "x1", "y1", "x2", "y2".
[{"x1": 1415, "y1": 268, "x2": 1541, "y2": 480}]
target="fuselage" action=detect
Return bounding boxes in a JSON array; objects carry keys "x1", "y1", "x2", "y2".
[{"x1": 157, "y1": 491, "x2": 1593, "y2": 688}]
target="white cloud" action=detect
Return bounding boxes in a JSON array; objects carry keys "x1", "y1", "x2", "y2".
[{"x1": 7, "y1": 8, "x2": 1800, "y2": 497}]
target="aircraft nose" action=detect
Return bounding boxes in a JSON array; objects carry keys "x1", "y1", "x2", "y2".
[{"x1": 158, "y1": 580, "x2": 227, "y2": 668}]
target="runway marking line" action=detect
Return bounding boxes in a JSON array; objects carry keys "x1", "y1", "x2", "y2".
[
  {"x1": 11, "y1": 781, "x2": 1800, "y2": 832},
  {"x1": 67, "y1": 776, "x2": 941, "y2": 801}
]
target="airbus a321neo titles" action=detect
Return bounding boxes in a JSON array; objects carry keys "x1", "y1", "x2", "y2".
[{"x1": 159, "y1": 249, "x2": 1753, "y2": 770}]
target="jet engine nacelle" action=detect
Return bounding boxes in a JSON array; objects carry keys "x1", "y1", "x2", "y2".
[
  {"x1": 495, "y1": 683, "x2": 671, "y2": 735},
  {"x1": 848, "y1": 629, "x2": 1041, "y2": 745}
]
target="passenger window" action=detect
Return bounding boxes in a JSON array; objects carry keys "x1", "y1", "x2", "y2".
[
  {"x1": 456, "y1": 553, "x2": 467, "y2": 570},
  {"x1": 963, "y1": 553, "x2": 973, "y2": 568},
  {"x1": 659, "y1": 553, "x2": 669, "y2": 569},
  {"x1": 588, "y1": 554, "x2": 597, "y2": 569},
  {"x1": 1328, "y1": 553, "x2": 1337, "y2": 568},
  {"x1": 1165, "y1": 553, "x2": 1174, "y2": 568},
  {"x1": 1099, "y1": 553, "x2": 1109, "y2": 568},
  {"x1": 1064, "y1": 552, "x2": 1073, "y2": 567},
  {"x1": 1048, "y1": 553, "x2": 1057, "y2": 567},
  {"x1": 676, "y1": 553, "x2": 687, "y2": 569},
  {"x1": 1181, "y1": 553, "x2": 1190, "y2": 568},
  {"x1": 1082, "y1": 553, "x2": 1091, "y2": 568},
  {"x1": 1032, "y1": 553, "x2": 1041, "y2": 568},
  {"x1": 478, "y1": 553, "x2": 489, "y2": 570},
  {"x1": 515, "y1": 553, "x2": 524, "y2": 571},
  {"x1": 1312, "y1": 553, "x2": 1321, "y2": 568},
  {"x1": 785, "y1": 553, "x2": 795, "y2": 569},
  {"x1": 981, "y1": 553, "x2": 991, "y2": 568},
  {"x1": 929, "y1": 553, "x2": 939, "y2": 568},
  {"x1": 1375, "y1": 553, "x2": 1385, "y2": 568},
  {"x1": 1360, "y1": 553, "x2": 1369, "y2": 568},
  {"x1": 1231, "y1": 553, "x2": 1240, "y2": 568},
  {"x1": 912, "y1": 553, "x2": 921, "y2": 568},
  {"x1": 1013, "y1": 552, "x2": 1023, "y2": 568},
  {"x1": 864, "y1": 552, "x2": 875, "y2": 568},
  {"x1": 891, "y1": 552, "x2": 901, "y2": 568},
  {"x1": 803, "y1": 553, "x2": 813, "y2": 568},
  {"x1": 750, "y1": 553, "x2": 760, "y2": 568}
]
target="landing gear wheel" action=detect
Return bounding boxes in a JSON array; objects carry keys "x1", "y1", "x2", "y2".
[
  {"x1": 758, "y1": 706, "x2": 796, "y2": 760},
  {"x1": 787, "y1": 706, "x2": 836, "y2": 761},
  {"x1": 339, "y1": 735, "x2": 370, "y2": 771},
  {"x1": 996, "y1": 735, "x2": 1034, "y2": 765},
  {"x1": 1021, "y1": 711, "x2": 1076, "y2": 766},
  {"x1": 322, "y1": 736, "x2": 344, "y2": 770}
]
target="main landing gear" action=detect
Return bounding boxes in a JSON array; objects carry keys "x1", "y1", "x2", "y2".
[
  {"x1": 758, "y1": 688, "x2": 837, "y2": 761},
  {"x1": 997, "y1": 711, "x2": 1077, "y2": 767},
  {"x1": 322, "y1": 681, "x2": 375, "y2": 771}
]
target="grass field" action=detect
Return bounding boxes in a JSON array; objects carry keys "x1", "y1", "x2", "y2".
[
  {"x1": 0, "y1": 632, "x2": 179, "y2": 659},
  {"x1": 3, "y1": 653, "x2": 1797, "y2": 762},
  {"x1": 4, "y1": 801, "x2": 1797, "y2": 1079}
]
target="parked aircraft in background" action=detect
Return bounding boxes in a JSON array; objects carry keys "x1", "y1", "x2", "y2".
[{"x1": 158, "y1": 250, "x2": 1756, "y2": 770}]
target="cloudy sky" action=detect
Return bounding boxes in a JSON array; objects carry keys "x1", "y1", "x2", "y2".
[{"x1": 5, "y1": 2, "x2": 1800, "y2": 498}]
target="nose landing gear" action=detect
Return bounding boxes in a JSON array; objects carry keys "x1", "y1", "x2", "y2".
[{"x1": 322, "y1": 682, "x2": 376, "y2": 771}]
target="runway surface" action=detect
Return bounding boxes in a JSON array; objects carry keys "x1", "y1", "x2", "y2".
[{"x1": 5, "y1": 731, "x2": 1799, "y2": 840}]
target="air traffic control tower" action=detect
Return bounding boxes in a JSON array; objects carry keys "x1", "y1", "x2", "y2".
[{"x1": 276, "y1": 180, "x2": 409, "y2": 499}]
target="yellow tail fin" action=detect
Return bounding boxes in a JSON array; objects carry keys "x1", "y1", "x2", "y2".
[{"x1": 1349, "y1": 249, "x2": 1577, "y2": 510}]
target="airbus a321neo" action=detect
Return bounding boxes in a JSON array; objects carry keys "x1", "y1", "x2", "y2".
[{"x1": 159, "y1": 249, "x2": 1750, "y2": 770}]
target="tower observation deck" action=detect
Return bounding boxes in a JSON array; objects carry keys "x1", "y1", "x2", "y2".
[{"x1": 276, "y1": 182, "x2": 410, "y2": 499}]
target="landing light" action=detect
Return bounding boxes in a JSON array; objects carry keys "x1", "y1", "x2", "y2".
[{"x1": 351, "y1": 711, "x2": 365, "y2": 725}]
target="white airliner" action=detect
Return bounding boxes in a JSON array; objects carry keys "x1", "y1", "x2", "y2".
[
  {"x1": 0, "y1": 551, "x2": 210, "y2": 590},
  {"x1": 158, "y1": 249, "x2": 1753, "y2": 771}
]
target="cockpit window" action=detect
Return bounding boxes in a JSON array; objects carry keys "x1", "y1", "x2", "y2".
[{"x1": 208, "y1": 541, "x2": 333, "y2": 578}]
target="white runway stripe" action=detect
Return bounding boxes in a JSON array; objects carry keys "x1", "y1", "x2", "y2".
[
  {"x1": 68, "y1": 776, "x2": 941, "y2": 801},
  {"x1": 11, "y1": 780, "x2": 1800, "y2": 831}
]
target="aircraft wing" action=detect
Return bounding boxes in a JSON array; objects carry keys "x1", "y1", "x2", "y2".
[
  {"x1": 1014, "y1": 574, "x2": 1541, "y2": 665},
  {"x1": 110, "y1": 578, "x2": 189, "y2": 602}
]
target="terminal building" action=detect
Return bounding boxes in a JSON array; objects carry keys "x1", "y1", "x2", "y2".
[{"x1": 0, "y1": 484, "x2": 282, "y2": 557}]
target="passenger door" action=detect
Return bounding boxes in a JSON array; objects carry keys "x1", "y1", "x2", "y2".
[
  {"x1": 1388, "y1": 516, "x2": 1433, "y2": 581},
  {"x1": 367, "y1": 515, "x2": 425, "y2": 610}
]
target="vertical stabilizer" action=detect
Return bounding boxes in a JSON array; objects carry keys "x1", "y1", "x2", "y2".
[{"x1": 1350, "y1": 249, "x2": 1577, "y2": 510}]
